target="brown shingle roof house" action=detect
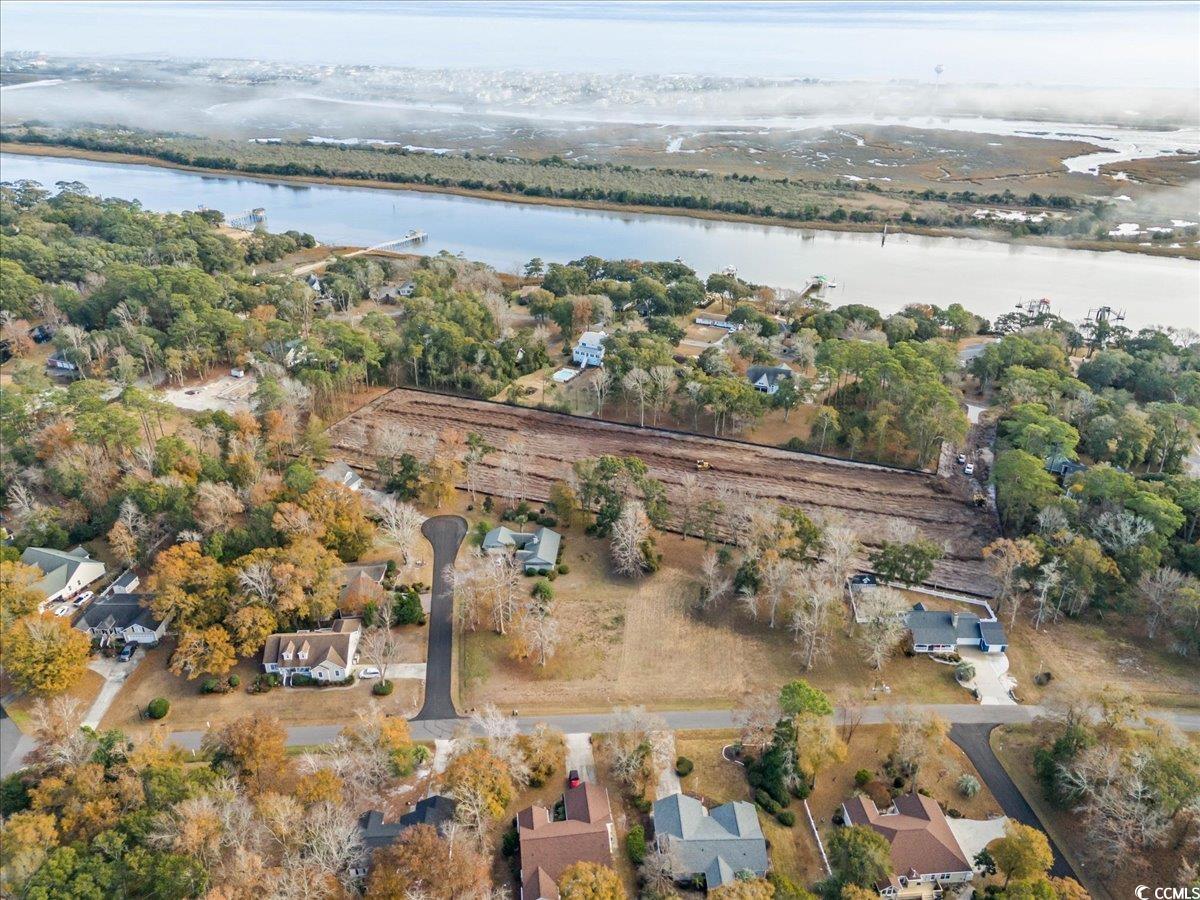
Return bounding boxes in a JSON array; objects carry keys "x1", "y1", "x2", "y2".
[
  {"x1": 516, "y1": 782, "x2": 616, "y2": 900},
  {"x1": 841, "y1": 793, "x2": 974, "y2": 897},
  {"x1": 261, "y1": 618, "x2": 360, "y2": 685}
]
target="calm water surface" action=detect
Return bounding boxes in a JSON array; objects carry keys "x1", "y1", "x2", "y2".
[{"x1": 3, "y1": 153, "x2": 1197, "y2": 329}]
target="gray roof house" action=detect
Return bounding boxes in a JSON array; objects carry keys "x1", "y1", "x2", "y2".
[
  {"x1": 22, "y1": 546, "x2": 106, "y2": 605},
  {"x1": 351, "y1": 796, "x2": 458, "y2": 877},
  {"x1": 76, "y1": 594, "x2": 166, "y2": 646},
  {"x1": 747, "y1": 365, "x2": 793, "y2": 395},
  {"x1": 652, "y1": 793, "x2": 769, "y2": 891},
  {"x1": 103, "y1": 569, "x2": 141, "y2": 596},
  {"x1": 906, "y1": 603, "x2": 1007, "y2": 654},
  {"x1": 483, "y1": 526, "x2": 561, "y2": 573},
  {"x1": 261, "y1": 619, "x2": 361, "y2": 684},
  {"x1": 319, "y1": 461, "x2": 364, "y2": 492}
]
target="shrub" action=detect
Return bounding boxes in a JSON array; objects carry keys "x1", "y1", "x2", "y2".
[
  {"x1": 291, "y1": 674, "x2": 315, "y2": 687},
  {"x1": 789, "y1": 781, "x2": 811, "y2": 800},
  {"x1": 557, "y1": 563, "x2": 570, "y2": 575},
  {"x1": 546, "y1": 569, "x2": 558, "y2": 581},
  {"x1": 775, "y1": 810, "x2": 796, "y2": 827},
  {"x1": 675, "y1": 756, "x2": 694, "y2": 777},
  {"x1": 393, "y1": 590, "x2": 426, "y2": 625},
  {"x1": 531, "y1": 580, "x2": 555, "y2": 602},
  {"x1": 501, "y1": 827, "x2": 519, "y2": 857},
  {"x1": 893, "y1": 776, "x2": 906, "y2": 789},
  {"x1": 946, "y1": 807, "x2": 963, "y2": 818},
  {"x1": 0, "y1": 773, "x2": 31, "y2": 816},
  {"x1": 957, "y1": 774, "x2": 981, "y2": 798},
  {"x1": 200, "y1": 677, "x2": 220, "y2": 694},
  {"x1": 538, "y1": 514, "x2": 558, "y2": 527},
  {"x1": 227, "y1": 674, "x2": 240, "y2": 688},
  {"x1": 854, "y1": 769, "x2": 872, "y2": 787},
  {"x1": 626, "y1": 824, "x2": 647, "y2": 864},
  {"x1": 147, "y1": 698, "x2": 170, "y2": 719},
  {"x1": 754, "y1": 789, "x2": 780, "y2": 814},
  {"x1": 373, "y1": 679, "x2": 395, "y2": 696},
  {"x1": 631, "y1": 794, "x2": 652, "y2": 814}
]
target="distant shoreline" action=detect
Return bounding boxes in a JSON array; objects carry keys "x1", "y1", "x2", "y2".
[{"x1": 3, "y1": 142, "x2": 1197, "y2": 261}]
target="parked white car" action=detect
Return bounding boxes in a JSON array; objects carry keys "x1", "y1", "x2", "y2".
[
  {"x1": 53, "y1": 604, "x2": 73, "y2": 617},
  {"x1": 358, "y1": 667, "x2": 381, "y2": 679},
  {"x1": 73, "y1": 590, "x2": 95, "y2": 607},
  {"x1": 964, "y1": 463, "x2": 976, "y2": 476}
]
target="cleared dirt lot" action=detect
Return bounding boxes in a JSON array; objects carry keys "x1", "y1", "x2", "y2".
[{"x1": 326, "y1": 389, "x2": 999, "y2": 595}]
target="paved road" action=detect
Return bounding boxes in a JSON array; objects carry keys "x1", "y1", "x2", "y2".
[
  {"x1": 950, "y1": 724, "x2": 1076, "y2": 881},
  {"x1": 413, "y1": 515, "x2": 467, "y2": 721},
  {"x1": 0, "y1": 705, "x2": 29, "y2": 778},
  {"x1": 164, "y1": 702, "x2": 1200, "y2": 752}
]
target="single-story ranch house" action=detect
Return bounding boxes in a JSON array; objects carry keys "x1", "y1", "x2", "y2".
[
  {"x1": 261, "y1": 619, "x2": 361, "y2": 684},
  {"x1": 652, "y1": 793, "x2": 769, "y2": 891},
  {"x1": 841, "y1": 792, "x2": 974, "y2": 898},
  {"x1": 906, "y1": 603, "x2": 1008, "y2": 654},
  {"x1": 483, "y1": 525, "x2": 561, "y2": 574}
]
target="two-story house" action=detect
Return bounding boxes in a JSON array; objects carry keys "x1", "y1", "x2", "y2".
[
  {"x1": 572, "y1": 331, "x2": 607, "y2": 368},
  {"x1": 261, "y1": 619, "x2": 361, "y2": 684}
]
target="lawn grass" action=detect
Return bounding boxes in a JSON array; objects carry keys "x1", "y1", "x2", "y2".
[
  {"x1": 101, "y1": 643, "x2": 423, "y2": 738},
  {"x1": 1004, "y1": 615, "x2": 1200, "y2": 709},
  {"x1": 675, "y1": 730, "x2": 824, "y2": 886},
  {"x1": 991, "y1": 726, "x2": 1114, "y2": 900},
  {"x1": 461, "y1": 525, "x2": 969, "y2": 715},
  {"x1": 3, "y1": 666, "x2": 106, "y2": 728}
]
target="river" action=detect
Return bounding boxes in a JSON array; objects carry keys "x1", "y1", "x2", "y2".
[{"x1": 3, "y1": 152, "x2": 1197, "y2": 330}]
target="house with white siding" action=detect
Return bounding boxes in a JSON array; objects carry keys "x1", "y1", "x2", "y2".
[{"x1": 261, "y1": 619, "x2": 361, "y2": 684}]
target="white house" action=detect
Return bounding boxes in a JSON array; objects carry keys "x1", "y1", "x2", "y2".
[
  {"x1": 572, "y1": 331, "x2": 607, "y2": 368},
  {"x1": 261, "y1": 619, "x2": 361, "y2": 684},
  {"x1": 319, "y1": 461, "x2": 364, "y2": 492},
  {"x1": 22, "y1": 546, "x2": 106, "y2": 606},
  {"x1": 747, "y1": 365, "x2": 794, "y2": 396},
  {"x1": 103, "y1": 570, "x2": 141, "y2": 596},
  {"x1": 75, "y1": 595, "x2": 167, "y2": 646},
  {"x1": 695, "y1": 316, "x2": 743, "y2": 332}
]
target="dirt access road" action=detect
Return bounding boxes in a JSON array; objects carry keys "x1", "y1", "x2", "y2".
[{"x1": 326, "y1": 390, "x2": 999, "y2": 596}]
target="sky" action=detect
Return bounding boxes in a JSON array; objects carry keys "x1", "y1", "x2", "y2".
[{"x1": 2, "y1": 0, "x2": 1198, "y2": 87}]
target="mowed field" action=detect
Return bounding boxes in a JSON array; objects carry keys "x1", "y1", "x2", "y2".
[{"x1": 325, "y1": 389, "x2": 999, "y2": 595}]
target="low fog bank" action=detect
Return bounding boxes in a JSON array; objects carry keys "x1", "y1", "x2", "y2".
[{"x1": 2, "y1": 56, "x2": 1196, "y2": 134}]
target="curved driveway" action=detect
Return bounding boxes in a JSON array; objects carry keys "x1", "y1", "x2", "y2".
[
  {"x1": 414, "y1": 514, "x2": 467, "y2": 721},
  {"x1": 950, "y1": 723, "x2": 1076, "y2": 881}
]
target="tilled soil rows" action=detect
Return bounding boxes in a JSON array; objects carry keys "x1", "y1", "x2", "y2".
[{"x1": 326, "y1": 389, "x2": 999, "y2": 596}]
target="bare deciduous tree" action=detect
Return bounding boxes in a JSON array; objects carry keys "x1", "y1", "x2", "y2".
[
  {"x1": 856, "y1": 586, "x2": 909, "y2": 670},
  {"x1": 790, "y1": 570, "x2": 840, "y2": 670},
  {"x1": 694, "y1": 548, "x2": 731, "y2": 614},
  {"x1": 378, "y1": 498, "x2": 425, "y2": 569},
  {"x1": 1137, "y1": 566, "x2": 1188, "y2": 641},
  {"x1": 737, "y1": 691, "x2": 782, "y2": 751},
  {"x1": 611, "y1": 499, "x2": 651, "y2": 577},
  {"x1": 195, "y1": 481, "x2": 245, "y2": 534}
]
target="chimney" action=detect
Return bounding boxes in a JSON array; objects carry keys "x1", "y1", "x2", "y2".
[{"x1": 951, "y1": 613, "x2": 960, "y2": 628}]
